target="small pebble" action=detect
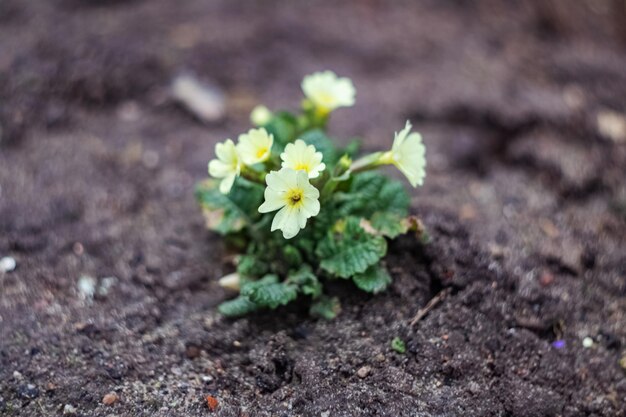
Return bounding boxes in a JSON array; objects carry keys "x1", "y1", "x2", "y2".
[
  {"x1": 597, "y1": 110, "x2": 626, "y2": 143},
  {"x1": 17, "y1": 383, "x2": 39, "y2": 400},
  {"x1": 142, "y1": 150, "x2": 159, "y2": 169},
  {"x1": 185, "y1": 344, "x2": 201, "y2": 359},
  {"x1": 171, "y1": 74, "x2": 225, "y2": 123},
  {"x1": 97, "y1": 277, "x2": 117, "y2": 297},
  {"x1": 78, "y1": 275, "x2": 96, "y2": 300},
  {"x1": 357, "y1": 366, "x2": 371, "y2": 379},
  {"x1": 102, "y1": 392, "x2": 118, "y2": 406},
  {"x1": 582, "y1": 337, "x2": 594, "y2": 348},
  {"x1": 63, "y1": 404, "x2": 77, "y2": 415},
  {"x1": 539, "y1": 271, "x2": 554, "y2": 287},
  {"x1": 205, "y1": 395, "x2": 219, "y2": 411},
  {"x1": 12, "y1": 371, "x2": 23, "y2": 380},
  {"x1": 0, "y1": 256, "x2": 16, "y2": 273}
]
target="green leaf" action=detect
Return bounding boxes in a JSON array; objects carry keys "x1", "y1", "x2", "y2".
[
  {"x1": 287, "y1": 265, "x2": 322, "y2": 298},
  {"x1": 237, "y1": 253, "x2": 269, "y2": 279},
  {"x1": 391, "y1": 337, "x2": 406, "y2": 354},
  {"x1": 309, "y1": 295, "x2": 341, "y2": 320},
  {"x1": 282, "y1": 245, "x2": 303, "y2": 267},
  {"x1": 218, "y1": 296, "x2": 258, "y2": 317},
  {"x1": 337, "y1": 172, "x2": 410, "y2": 219},
  {"x1": 195, "y1": 178, "x2": 264, "y2": 235},
  {"x1": 264, "y1": 111, "x2": 298, "y2": 147},
  {"x1": 316, "y1": 217, "x2": 387, "y2": 278},
  {"x1": 343, "y1": 138, "x2": 361, "y2": 158},
  {"x1": 352, "y1": 265, "x2": 392, "y2": 294},
  {"x1": 370, "y1": 212, "x2": 408, "y2": 238},
  {"x1": 240, "y1": 274, "x2": 279, "y2": 293},
  {"x1": 241, "y1": 275, "x2": 298, "y2": 309},
  {"x1": 293, "y1": 237, "x2": 315, "y2": 258}
]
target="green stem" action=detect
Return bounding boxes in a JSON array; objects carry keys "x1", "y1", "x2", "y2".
[
  {"x1": 350, "y1": 151, "x2": 386, "y2": 173},
  {"x1": 240, "y1": 166, "x2": 266, "y2": 184}
]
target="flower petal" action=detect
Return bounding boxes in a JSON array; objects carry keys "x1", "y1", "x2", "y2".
[
  {"x1": 219, "y1": 174, "x2": 236, "y2": 194},
  {"x1": 258, "y1": 188, "x2": 285, "y2": 213},
  {"x1": 302, "y1": 197, "x2": 320, "y2": 217}
]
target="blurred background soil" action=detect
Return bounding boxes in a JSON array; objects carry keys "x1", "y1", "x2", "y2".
[{"x1": 0, "y1": 1, "x2": 625, "y2": 416}]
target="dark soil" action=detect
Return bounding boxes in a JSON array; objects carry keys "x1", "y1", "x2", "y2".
[{"x1": 1, "y1": 1, "x2": 625, "y2": 416}]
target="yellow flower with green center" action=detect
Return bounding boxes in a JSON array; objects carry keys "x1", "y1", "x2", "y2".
[
  {"x1": 237, "y1": 128, "x2": 274, "y2": 165},
  {"x1": 208, "y1": 139, "x2": 241, "y2": 194},
  {"x1": 280, "y1": 139, "x2": 326, "y2": 178},
  {"x1": 378, "y1": 121, "x2": 426, "y2": 187},
  {"x1": 258, "y1": 168, "x2": 320, "y2": 239},
  {"x1": 301, "y1": 71, "x2": 355, "y2": 115}
]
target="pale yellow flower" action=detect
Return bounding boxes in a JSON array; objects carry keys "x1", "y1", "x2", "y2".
[
  {"x1": 237, "y1": 128, "x2": 274, "y2": 165},
  {"x1": 208, "y1": 139, "x2": 241, "y2": 194},
  {"x1": 379, "y1": 121, "x2": 426, "y2": 187},
  {"x1": 301, "y1": 71, "x2": 355, "y2": 114},
  {"x1": 258, "y1": 168, "x2": 320, "y2": 239},
  {"x1": 280, "y1": 139, "x2": 326, "y2": 179},
  {"x1": 250, "y1": 105, "x2": 272, "y2": 126}
]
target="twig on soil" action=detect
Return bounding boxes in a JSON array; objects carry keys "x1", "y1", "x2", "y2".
[{"x1": 409, "y1": 287, "x2": 452, "y2": 326}]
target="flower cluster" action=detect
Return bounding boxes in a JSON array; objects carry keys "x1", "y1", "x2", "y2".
[{"x1": 198, "y1": 71, "x2": 427, "y2": 318}]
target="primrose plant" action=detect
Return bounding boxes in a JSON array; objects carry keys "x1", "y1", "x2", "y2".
[{"x1": 196, "y1": 71, "x2": 426, "y2": 318}]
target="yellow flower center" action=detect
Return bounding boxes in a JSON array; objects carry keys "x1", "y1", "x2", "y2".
[
  {"x1": 256, "y1": 147, "x2": 268, "y2": 159},
  {"x1": 317, "y1": 91, "x2": 335, "y2": 106},
  {"x1": 293, "y1": 162, "x2": 311, "y2": 173},
  {"x1": 286, "y1": 189, "x2": 304, "y2": 208}
]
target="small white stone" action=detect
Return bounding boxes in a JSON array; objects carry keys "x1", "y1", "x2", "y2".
[
  {"x1": 218, "y1": 273, "x2": 240, "y2": 291},
  {"x1": 597, "y1": 110, "x2": 626, "y2": 143},
  {"x1": 63, "y1": 404, "x2": 77, "y2": 415},
  {"x1": 142, "y1": 150, "x2": 160, "y2": 169},
  {"x1": 12, "y1": 370, "x2": 23, "y2": 379},
  {"x1": 582, "y1": 337, "x2": 594, "y2": 348},
  {"x1": 171, "y1": 74, "x2": 225, "y2": 123},
  {"x1": 78, "y1": 275, "x2": 96, "y2": 300},
  {"x1": 0, "y1": 256, "x2": 16, "y2": 272},
  {"x1": 357, "y1": 365, "x2": 371, "y2": 378},
  {"x1": 97, "y1": 276, "x2": 118, "y2": 296}
]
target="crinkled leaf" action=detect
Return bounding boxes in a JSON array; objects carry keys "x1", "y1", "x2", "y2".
[
  {"x1": 352, "y1": 265, "x2": 392, "y2": 294},
  {"x1": 287, "y1": 265, "x2": 322, "y2": 298},
  {"x1": 241, "y1": 275, "x2": 297, "y2": 309},
  {"x1": 195, "y1": 179, "x2": 264, "y2": 235},
  {"x1": 282, "y1": 245, "x2": 303, "y2": 267},
  {"x1": 316, "y1": 217, "x2": 387, "y2": 278},
  {"x1": 391, "y1": 337, "x2": 406, "y2": 354},
  {"x1": 370, "y1": 212, "x2": 408, "y2": 238},
  {"x1": 237, "y1": 253, "x2": 269, "y2": 279},
  {"x1": 293, "y1": 237, "x2": 315, "y2": 259},
  {"x1": 309, "y1": 295, "x2": 341, "y2": 320},
  {"x1": 264, "y1": 111, "x2": 298, "y2": 147},
  {"x1": 337, "y1": 172, "x2": 410, "y2": 219},
  {"x1": 218, "y1": 296, "x2": 258, "y2": 317}
]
